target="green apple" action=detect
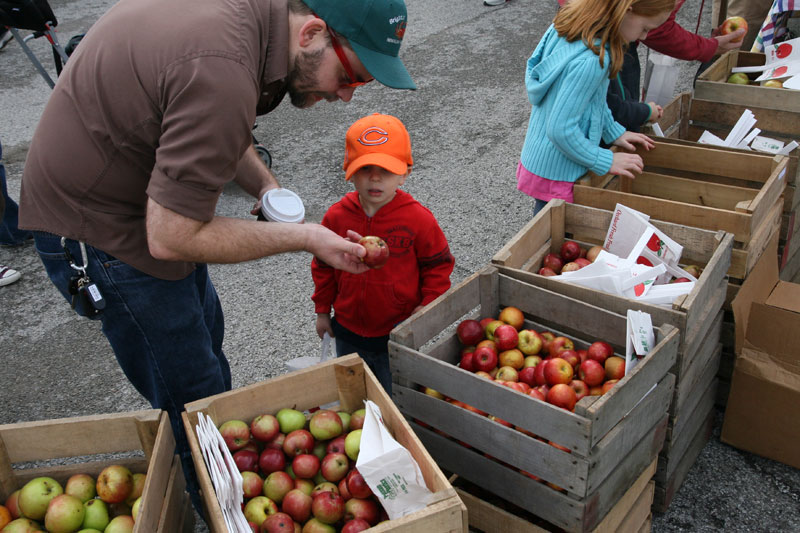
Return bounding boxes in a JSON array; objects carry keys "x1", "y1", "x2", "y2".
[
  {"x1": 64, "y1": 474, "x2": 96, "y2": 503},
  {"x1": 124, "y1": 473, "x2": 146, "y2": 506},
  {"x1": 727, "y1": 72, "x2": 749, "y2": 85},
  {"x1": 82, "y1": 498, "x2": 110, "y2": 531},
  {"x1": 130, "y1": 496, "x2": 142, "y2": 522},
  {"x1": 243, "y1": 495, "x2": 277, "y2": 525},
  {"x1": 345, "y1": 429, "x2": 362, "y2": 462},
  {"x1": 276, "y1": 408, "x2": 307, "y2": 434},
  {"x1": 309, "y1": 410, "x2": 343, "y2": 441},
  {"x1": 1, "y1": 518, "x2": 45, "y2": 532},
  {"x1": 104, "y1": 515, "x2": 135, "y2": 533},
  {"x1": 337, "y1": 411, "x2": 351, "y2": 432},
  {"x1": 77, "y1": 530, "x2": 104, "y2": 533},
  {"x1": 18, "y1": 476, "x2": 63, "y2": 521},
  {"x1": 44, "y1": 494, "x2": 85, "y2": 533}
]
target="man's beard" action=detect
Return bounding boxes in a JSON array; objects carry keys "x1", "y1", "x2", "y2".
[{"x1": 286, "y1": 47, "x2": 332, "y2": 108}]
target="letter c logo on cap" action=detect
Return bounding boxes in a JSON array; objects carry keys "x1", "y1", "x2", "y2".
[{"x1": 358, "y1": 127, "x2": 389, "y2": 146}]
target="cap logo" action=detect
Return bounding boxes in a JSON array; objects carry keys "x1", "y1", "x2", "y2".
[
  {"x1": 358, "y1": 127, "x2": 390, "y2": 146},
  {"x1": 394, "y1": 21, "x2": 407, "y2": 40}
]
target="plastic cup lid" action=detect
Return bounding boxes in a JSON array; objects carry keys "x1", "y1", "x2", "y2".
[{"x1": 261, "y1": 188, "x2": 305, "y2": 223}]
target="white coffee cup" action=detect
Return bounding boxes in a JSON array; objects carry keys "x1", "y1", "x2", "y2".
[{"x1": 259, "y1": 188, "x2": 305, "y2": 223}]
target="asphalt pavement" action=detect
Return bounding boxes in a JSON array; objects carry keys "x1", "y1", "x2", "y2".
[{"x1": 1, "y1": 0, "x2": 799, "y2": 531}]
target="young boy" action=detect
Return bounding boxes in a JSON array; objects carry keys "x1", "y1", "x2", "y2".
[{"x1": 311, "y1": 113, "x2": 455, "y2": 394}]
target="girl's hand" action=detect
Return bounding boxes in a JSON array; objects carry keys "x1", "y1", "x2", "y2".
[
  {"x1": 609, "y1": 152, "x2": 644, "y2": 179},
  {"x1": 316, "y1": 313, "x2": 334, "y2": 339},
  {"x1": 647, "y1": 102, "x2": 663, "y2": 122},
  {"x1": 613, "y1": 131, "x2": 655, "y2": 151}
]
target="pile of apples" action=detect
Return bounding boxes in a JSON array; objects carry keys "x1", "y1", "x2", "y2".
[
  {"x1": 538, "y1": 240, "x2": 602, "y2": 276},
  {"x1": 451, "y1": 306, "x2": 627, "y2": 412},
  {"x1": 217, "y1": 407, "x2": 387, "y2": 533},
  {"x1": 1, "y1": 465, "x2": 145, "y2": 532}
]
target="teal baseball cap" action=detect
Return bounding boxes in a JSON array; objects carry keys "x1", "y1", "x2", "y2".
[{"x1": 304, "y1": 0, "x2": 417, "y2": 90}]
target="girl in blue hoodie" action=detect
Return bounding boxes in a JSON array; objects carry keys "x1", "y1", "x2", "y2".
[{"x1": 518, "y1": 0, "x2": 675, "y2": 214}]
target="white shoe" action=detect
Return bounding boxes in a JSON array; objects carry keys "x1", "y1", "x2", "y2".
[
  {"x1": 0, "y1": 265, "x2": 21, "y2": 286},
  {"x1": 483, "y1": 0, "x2": 508, "y2": 5}
]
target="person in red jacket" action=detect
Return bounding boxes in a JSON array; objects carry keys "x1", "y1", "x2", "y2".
[{"x1": 312, "y1": 113, "x2": 455, "y2": 393}]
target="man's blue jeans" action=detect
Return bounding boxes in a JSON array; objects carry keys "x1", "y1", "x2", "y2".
[{"x1": 33, "y1": 231, "x2": 231, "y2": 510}]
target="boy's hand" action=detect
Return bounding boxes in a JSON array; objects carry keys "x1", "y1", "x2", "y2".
[
  {"x1": 316, "y1": 313, "x2": 334, "y2": 339},
  {"x1": 612, "y1": 131, "x2": 655, "y2": 152},
  {"x1": 714, "y1": 28, "x2": 746, "y2": 54},
  {"x1": 609, "y1": 153, "x2": 644, "y2": 179},
  {"x1": 647, "y1": 102, "x2": 663, "y2": 122}
]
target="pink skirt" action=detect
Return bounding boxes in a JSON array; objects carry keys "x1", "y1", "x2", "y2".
[{"x1": 516, "y1": 161, "x2": 574, "y2": 203}]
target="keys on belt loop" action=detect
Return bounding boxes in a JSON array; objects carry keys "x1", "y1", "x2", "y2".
[{"x1": 61, "y1": 237, "x2": 106, "y2": 315}]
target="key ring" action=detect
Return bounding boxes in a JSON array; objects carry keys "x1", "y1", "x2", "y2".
[{"x1": 61, "y1": 237, "x2": 90, "y2": 274}]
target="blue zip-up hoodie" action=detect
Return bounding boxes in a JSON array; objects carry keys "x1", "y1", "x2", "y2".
[{"x1": 519, "y1": 25, "x2": 626, "y2": 183}]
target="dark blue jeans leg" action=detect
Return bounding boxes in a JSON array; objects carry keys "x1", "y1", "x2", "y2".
[
  {"x1": 334, "y1": 337, "x2": 393, "y2": 396},
  {"x1": 532, "y1": 198, "x2": 548, "y2": 217},
  {"x1": 33, "y1": 232, "x2": 231, "y2": 513},
  {"x1": 0, "y1": 141, "x2": 32, "y2": 245}
]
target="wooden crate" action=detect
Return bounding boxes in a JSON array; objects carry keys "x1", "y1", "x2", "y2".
[
  {"x1": 452, "y1": 459, "x2": 656, "y2": 533},
  {"x1": 0, "y1": 410, "x2": 191, "y2": 533},
  {"x1": 645, "y1": 92, "x2": 799, "y2": 274},
  {"x1": 694, "y1": 50, "x2": 799, "y2": 112},
  {"x1": 492, "y1": 200, "x2": 731, "y2": 377},
  {"x1": 182, "y1": 354, "x2": 466, "y2": 533},
  {"x1": 389, "y1": 266, "x2": 679, "y2": 532},
  {"x1": 572, "y1": 140, "x2": 787, "y2": 280}
]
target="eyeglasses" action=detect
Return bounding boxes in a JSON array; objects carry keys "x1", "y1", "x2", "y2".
[{"x1": 316, "y1": 16, "x2": 371, "y2": 88}]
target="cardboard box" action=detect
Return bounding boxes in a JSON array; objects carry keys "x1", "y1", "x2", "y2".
[
  {"x1": 722, "y1": 235, "x2": 800, "y2": 469},
  {"x1": 182, "y1": 354, "x2": 467, "y2": 533},
  {"x1": 0, "y1": 410, "x2": 192, "y2": 533}
]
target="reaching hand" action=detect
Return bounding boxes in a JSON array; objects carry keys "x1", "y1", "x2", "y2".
[
  {"x1": 647, "y1": 102, "x2": 663, "y2": 122},
  {"x1": 316, "y1": 313, "x2": 333, "y2": 339},
  {"x1": 714, "y1": 28, "x2": 746, "y2": 53},
  {"x1": 612, "y1": 131, "x2": 655, "y2": 152},
  {"x1": 308, "y1": 225, "x2": 369, "y2": 274},
  {"x1": 609, "y1": 152, "x2": 644, "y2": 179}
]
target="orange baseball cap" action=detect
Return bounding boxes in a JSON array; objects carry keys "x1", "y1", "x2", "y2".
[{"x1": 343, "y1": 113, "x2": 413, "y2": 180}]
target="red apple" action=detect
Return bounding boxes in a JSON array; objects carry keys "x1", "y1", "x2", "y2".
[
  {"x1": 488, "y1": 415, "x2": 513, "y2": 427},
  {"x1": 605, "y1": 356, "x2": 626, "y2": 381},
  {"x1": 292, "y1": 454, "x2": 320, "y2": 480},
  {"x1": 498, "y1": 306, "x2": 525, "y2": 330},
  {"x1": 259, "y1": 448, "x2": 287, "y2": 475},
  {"x1": 518, "y1": 366, "x2": 537, "y2": 387},
  {"x1": 517, "y1": 329, "x2": 543, "y2": 355},
  {"x1": 587, "y1": 341, "x2": 614, "y2": 365},
  {"x1": 575, "y1": 258, "x2": 591, "y2": 268},
  {"x1": 560, "y1": 240, "x2": 581, "y2": 262},
  {"x1": 542, "y1": 253, "x2": 564, "y2": 274},
  {"x1": 264, "y1": 432, "x2": 286, "y2": 451},
  {"x1": 295, "y1": 478, "x2": 314, "y2": 496},
  {"x1": 234, "y1": 449, "x2": 260, "y2": 473},
  {"x1": 473, "y1": 344, "x2": 498, "y2": 373},
  {"x1": 493, "y1": 324, "x2": 519, "y2": 351},
  {"x1": 349, "y1": 409, "x2": 366, "y2": 431},
  {"x1": 264, "y1": 471, "x2": 294, "y2": 504},
  {"x1": 543, "y1": 357, "x2": 573, "y2": 386},
  {"x1": 570, "y1": 379, "x2": 588, "y2": 402},
  {"x1": 474, "y1": 370, "x2": 493, "y2": 380},
  {"x1": 5, "y1": 490, "x2": 21, "y2": 519},
  {"x1": 251, "y1": 414, "x2": 281, "y2": 443},
  {"x1": 479, "y1": 317, "x2": 496, "y2": 330},
  {"x1": 281, "y1": 489, "x2": 312, "y2": 523},
  {"x1": 476, "y1": 339, "x2": 497, "y2": 351},
  {"x1": 559, "y1": 349, "x2": 580, "y2": 369},
  {"x1": 96, "y1": 465, "x2": 134, "y2": 504},
  {"x1": 459, "y1": 348, "x2": 476, "y2": 372},
  {"x1": 311, "y1": 491, "x2": 345, "y2": 524},
  {"x1": 776, "y1": 42, "x2": 792, "y2": 59},
  {"x1": 547, "y1": 383, "x2": 577, "y2": 411},
  {"x1": 549, "y1": 336, "x2": 574, "y2": 355},
  {"x1": 283, "y1": 430, "x2": 314, "y2": 458},
  {"x1": 345, "y1": 469, "x2": 372, "y2": 499},
  {"x1": 533, "y1": 359, "x2": 549, "y2": 386},
  {"x1": 338, "y1": 478, "x2": 352, "y2": 501},
  {"x1": 260, "y1": 512, "x2": 296, "y2": 533},
  {"x1": 344, "y1": 497, "x2": 379, "y2": 525},
  {"x1": 588, "y1": 385, "x2": 604, "y2": 396},
  {"x1": 539, "y1": 332, "x2": 556, "y2": 354},
  {"x1": 358, "y1": 236, "x2": 390, "y2": 269},
  {"x1": 602, "y1": 379, "x2": 619, "y2": 394},
  {"x1": 538, "y1": 267, "x2": 557, "y2": 276},
  {"x1": 311, "y1": 482, "x2": 338, "y2": 498},
  {"x1": 342, "y1": 518, "x2": 371, "y2": 533},
  {"x1": 719, "y1": 16, "x2": 747, "y2": 42},
  {"x1": 219, "y1": 420, "x2": 251, "y2": 452},
  {"x1": 309, "y1": 410, "x2": 344, "y2": 441},
  {"x1": 320, "y1": 453, "x2": 349, "y2": 483},
  {"x1": 527, "y1": 388, "x2": 546, "y2": 402},
  {"x1": 484, "y1": 320, "x2": 505, "y2": 341},
  {"x1": 242, "y1": 471, "x2": 264, "y2": 499},
  {"x1": 579, "y1": 359, "x2": 605, "y2": 387},
  {"x1": 456, "y1": 319, "x2": 484, "y2": 346},
  {"x1": 671, "y1": 277, "x2": 691, "y2": 283}
]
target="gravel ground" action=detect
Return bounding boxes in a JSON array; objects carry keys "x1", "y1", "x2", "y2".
[{"x1": 1, "y1": 0, "x2": 798, "y2": 531}]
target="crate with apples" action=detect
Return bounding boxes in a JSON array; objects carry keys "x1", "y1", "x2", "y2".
[
  {"x1": 182, "y1": 354, "x2": 466, "y2": 533},
  {"x1": 571, "y1": 140, "x2": 786, "y2": 282},
  {"x1": 0, "y1": 410, "x2": 193, "y2": 533},
  {"x1": 451, "y1": 459, "x2": 657, "y2": 533},
  {"x1": 389, "y1": 266, "x2": 678, "y2": 532},
  {"x1": 695, "y1": 50, "x2": 800, "y2": 111},
  {"x1": 491, "y1": 201, "x2": 729, "y2": 512}
]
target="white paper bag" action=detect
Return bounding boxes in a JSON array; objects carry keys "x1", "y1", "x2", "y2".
[
  {"x1": 356, "y1": 400, "x2": 433, "y2": 520},
  {"x1": 286, "y1": 332, "x2": 335, "y2": 372},
  {"x1": 625, "y1": 310, "x2": 655, "y2": 374},
  {"x1": 644, "y1": 51, "x2": 679, "y2": 106}
]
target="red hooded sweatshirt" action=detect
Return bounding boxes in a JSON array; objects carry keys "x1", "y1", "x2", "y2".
[{"x1": 311, "y1": 190, "x2": 454, "y2": 338}]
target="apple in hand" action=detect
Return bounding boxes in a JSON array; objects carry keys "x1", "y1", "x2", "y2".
[
  {"x1": 456, "y1": 319, "x2": 484, "y2": 345},
  {"x1": 720, "y1": 16, "x2": 747, "y2": 42},
  {"x1": 359, "y1": 236, "x2": 390, "y2": 268}
]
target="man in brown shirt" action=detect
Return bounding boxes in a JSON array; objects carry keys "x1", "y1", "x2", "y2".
[{"x1": 19, "y1": 0, "x2": 416, "y2": 513}]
